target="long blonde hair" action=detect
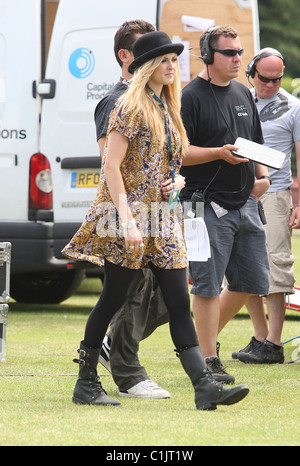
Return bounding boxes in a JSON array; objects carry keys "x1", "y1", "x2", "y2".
[{"x1": 118, "y1": 56, "x2": 189, "y2": 154}]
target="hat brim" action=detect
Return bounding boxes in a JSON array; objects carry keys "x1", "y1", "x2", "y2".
[{"x1": 128, "y1": 43, "x2": 184, "y2": 74}]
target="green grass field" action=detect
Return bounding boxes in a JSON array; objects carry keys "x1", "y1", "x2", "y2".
[{"x1": 0, "y1": 239, "x2": 299, "y2": 446}]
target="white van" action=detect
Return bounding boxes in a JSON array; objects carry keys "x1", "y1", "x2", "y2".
[{"x1": 0, "y1": 0, "x2": 259, "y2": 303}]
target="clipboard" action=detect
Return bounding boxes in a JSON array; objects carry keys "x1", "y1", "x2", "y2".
[{"x1": 232, "y1": 137, "x2": 285, "y2": 170}]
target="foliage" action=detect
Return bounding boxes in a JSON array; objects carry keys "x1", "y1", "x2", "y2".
[
  {"x1": 258, "y1": 0, "x2": 300, "y2": 78},
  {"x1": 281, "y1": 77, "x2": 300, "y2": 97}
]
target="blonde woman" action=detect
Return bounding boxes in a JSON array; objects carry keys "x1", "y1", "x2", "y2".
[{"x1": 63, "y1": 31, "x2": 249, "y2": 410}]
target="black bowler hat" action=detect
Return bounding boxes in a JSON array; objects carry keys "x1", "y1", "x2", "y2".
[{"x1": 128, "y1": 31, "x2": 184, "y2": 74}]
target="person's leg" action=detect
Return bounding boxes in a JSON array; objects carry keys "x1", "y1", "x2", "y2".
[
  {"x1": 193, "y1": 295, "x2": 237, "y2": 384},
  {"x1": 231, "y1": 191, "x2": 293, "y2": 363},
  {"x1": 216, "y1": 197, "x2": 269, "y2": 367},
  {"x1": 148, "y1": 264, "x2": 249, "y2": 410},
  {"x1": 148, "y1": 264, "x2": 198, "y2": 349},
  {"x1": 261, "y1": 190, "x2": 294, "y2": 346},
  {"x1": 188, "y1": 204, "x2": 238, "y2": 383},
  {"x1": 225, "y1": 197, "x2": 269, "y2": 299},
  {"x1": 193, "y1": 295, "x2": 220, "y2": 358},
  {"x1": 108, "y1": 270, "x2": 150, "y2": 388},
  {"x1": 266, "y1": 292, "x2": 286, "y2": 346},
  {"x1": 219, "y1": 291, "x2": 266, "y2": 362},
  {"x1": 188, "y1": 205, "x2": 237, "y2": 353},
  {"x1": 140, "y1": 275, "x2": 169, "y2": 340},
  {"x1": 235, "y1": 292, "x2": 286, "y2": 364},
  {"x1": 221, "y1": 197, "x2": 271, "y2": 364},
  {"x1": 218, "y1": 291, "x2": 268, "y2": 360},
  {"x1": 83, "y1": 260, "x2": 137, "y2": 349},
  {"x1": 232, "y1": 292, "x2": 285, "y2": 364},
  {"x1": 73, "y1": 260, "x2": 138, "y2": 405},
  {"x1": 100, "y1": 268, "x2": 170, "y2": 397},
  {"x1": 244, "y1": 295, "x2": 269, "y2": 341},
  {"x1": 218, "y1": 288, "x2": 253, "y2": 334}
]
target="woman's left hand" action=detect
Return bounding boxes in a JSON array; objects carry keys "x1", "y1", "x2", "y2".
[{"x1": 161, "y1": 175, "x2": 185, "y2": 200}]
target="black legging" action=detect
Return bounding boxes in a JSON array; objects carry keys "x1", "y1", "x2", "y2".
[{"x1": 84, "y1": 259, "x2": 198, "y2": 351}]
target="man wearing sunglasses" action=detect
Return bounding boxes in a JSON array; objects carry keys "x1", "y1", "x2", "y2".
[
  {"x1": 180, "y1": 26, "x2": 270, "y2": 384},
  {"x1": 221, "y1": 49, "x2": 300, "y2": 364}
]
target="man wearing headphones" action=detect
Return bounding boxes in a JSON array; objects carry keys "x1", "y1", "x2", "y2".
[
  {"x1": 180, "y1": 26, "x2": 270, "y2": 383},
  {"x1": 219, "y1": 48, "x2": 300, "y2": 363}
]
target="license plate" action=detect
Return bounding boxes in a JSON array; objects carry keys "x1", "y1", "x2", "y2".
[{"x1": 71, "y1": 171, "x2": 100, "y2": 188}]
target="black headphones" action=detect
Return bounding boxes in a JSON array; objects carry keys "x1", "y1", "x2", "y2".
[
  {"x1": 246, "y1": 49, "x2": 285, "y2": 79},
  {"x1": 200, "y1": 26, "x2": 219, "y2": 65}
]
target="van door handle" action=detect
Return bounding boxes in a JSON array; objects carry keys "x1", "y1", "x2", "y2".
[
  {"x1": 60, "y1": 157, "x2": 101, "y2": 169},
  {"x1": 32, "y1": 79, "x2": 56, "y2": 99}
]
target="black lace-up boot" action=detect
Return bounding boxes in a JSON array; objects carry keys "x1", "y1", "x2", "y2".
[
  {"x1": 177, "y1": 345, "x2": 249, "y2": 410},
  {"x1": 72, "y1": 341, "x2": 120, "y2": 406}
]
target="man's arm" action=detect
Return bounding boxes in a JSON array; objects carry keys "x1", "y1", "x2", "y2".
[
  {"x1": 251, "y1": 162, "x2": 271, "y2": 200},
  {"x1": 98, "y1": 135, "x2": 106, "y2": 158},
  {"x1": 182, "y1": 144, "x2": 248, "y2": 166}
]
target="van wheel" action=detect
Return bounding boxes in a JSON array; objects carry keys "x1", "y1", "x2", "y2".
[{"x1": 10, "y1": 270, "x2": 84, "y2": 304}]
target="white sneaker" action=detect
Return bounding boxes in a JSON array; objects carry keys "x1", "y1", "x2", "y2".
[
  {"x1": 98, "y1": 335, "x2": 111, "y2": 373},
  {"x1": 119, "y1": 379, "x2": 170, "y2": 399}
]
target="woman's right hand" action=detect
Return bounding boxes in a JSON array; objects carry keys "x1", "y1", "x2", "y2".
[{"x1": 124, "y1": 224, "x2": 144, "y2": 256}]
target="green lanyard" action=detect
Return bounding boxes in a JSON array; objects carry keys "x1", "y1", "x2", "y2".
[{"x1": 148, "y1": 88, "x2": 175, "y2": 183}]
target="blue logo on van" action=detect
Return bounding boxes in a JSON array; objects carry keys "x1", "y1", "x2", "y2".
[{"x1": 68, "y1": 48, "x2": 95, "y2": 79}]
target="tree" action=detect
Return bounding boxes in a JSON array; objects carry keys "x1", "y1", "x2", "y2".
[{"x1": 258, "y1": 0, "x2": 300, "y2": 78}]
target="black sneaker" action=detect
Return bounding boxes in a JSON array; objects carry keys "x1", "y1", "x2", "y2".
[
  {"x1": 98, "y1": 335, "x2": 111, "y2": 373},
  {"x1": 232, "y1": 336, "x2": 260, "y2": 360},
  {"x1": 235, "y1": 338, "x2": 284, "y2": 364},
  {"x1": 205, "y1": 356, "x2": 235, "y2": 384}
]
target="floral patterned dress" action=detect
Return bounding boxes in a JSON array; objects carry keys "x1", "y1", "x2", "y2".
[{"x1": 62, "y1": 100, "x2": 187, "y2": 269}]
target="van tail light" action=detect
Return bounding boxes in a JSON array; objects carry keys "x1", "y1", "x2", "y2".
[{"x1": 29, "y1": 153, "x2": 53, "y2": 209}]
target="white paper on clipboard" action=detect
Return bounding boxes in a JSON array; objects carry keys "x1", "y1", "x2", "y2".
[{"x1": 184, "y1": 217, "x2": 211, "y2": 262}]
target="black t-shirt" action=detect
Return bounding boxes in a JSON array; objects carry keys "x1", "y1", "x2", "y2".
[
  {"x1": 180, "y1": 77, "x2": 263, "y2": 210},
  {"x1": 94, "y1": 79, "x2": 128, "y2": 141}
]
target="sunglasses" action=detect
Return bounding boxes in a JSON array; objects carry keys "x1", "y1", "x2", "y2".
[
  {"x1": 256, "y1": 72, "x2": 283, "y2": 84},
  {"x1": 213, "y1": 48, "x2": 244, "y2": 57}
]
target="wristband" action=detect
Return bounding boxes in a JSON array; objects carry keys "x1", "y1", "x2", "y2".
[
  {"x1": 259, "y1": 175, "x2": 272, "y2": 185},
  {"x1": 121, "y1": 218, "x2": 136, "y2": 229}
]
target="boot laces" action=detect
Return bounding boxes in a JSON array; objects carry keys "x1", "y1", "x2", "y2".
[
  {"x1": 91, "y1": 376, "x2": 108, "y2": 396},
  {"x1": 203, "y1": 369, "x2": 223, "y2": 390}
]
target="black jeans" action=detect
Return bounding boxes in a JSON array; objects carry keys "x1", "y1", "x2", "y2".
[{"x1": 84, "y1": 259, "x2": 198, "y2": 351}]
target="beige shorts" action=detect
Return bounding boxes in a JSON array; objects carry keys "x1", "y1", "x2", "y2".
[{"x1": 261, "y1": 189, "x2": 295, "y2": 295}]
